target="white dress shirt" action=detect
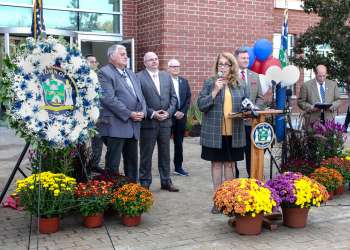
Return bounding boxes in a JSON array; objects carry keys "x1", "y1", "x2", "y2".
[
  {"x1": 172, "y1": 77, "x2": 180, "y2": 108},
  {"x1": 147, "y1": 69, "x2": 160, "y2": 94}
]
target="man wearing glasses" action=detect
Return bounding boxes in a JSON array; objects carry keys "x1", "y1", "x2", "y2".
[
  {"x1": 167, "y1": 59, "x2": 191, "y2": 176},
  {"x1": 137, "y1": 52, "x2": 180, "y2": 192}
]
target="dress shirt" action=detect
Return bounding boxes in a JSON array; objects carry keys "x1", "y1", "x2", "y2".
[{"x1": 172, "y1": 77, "x2": 180, "y2": 108}]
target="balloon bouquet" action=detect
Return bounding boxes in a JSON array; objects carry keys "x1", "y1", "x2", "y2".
[{"x1": 245, "y1": 38, "x2": 300, "y2": 141}]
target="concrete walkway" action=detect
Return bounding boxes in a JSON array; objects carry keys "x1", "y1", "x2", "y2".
[{"x1": 0, "y1": 127, "x2": 350, "y2": 250}]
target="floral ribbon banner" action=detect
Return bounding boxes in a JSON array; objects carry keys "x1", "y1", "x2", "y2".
[{"x1": 4, "y1": 37, "x2": 100, "y2": 148}]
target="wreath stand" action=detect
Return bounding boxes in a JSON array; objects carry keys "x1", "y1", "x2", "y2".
[
  {"x1": 0, "y1": 142, "x2": 91, "y2": 203},
  {"x1": 0, "y1": 142, "x2": 29, "y2": 203}
]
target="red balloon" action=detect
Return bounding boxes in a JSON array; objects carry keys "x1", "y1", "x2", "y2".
[
  {"x1": 251, "y1": 59, "x2": 263, "y2": 74},
  {"x1": 260, "y1": 56, "x2": 282, "y2": 74}
]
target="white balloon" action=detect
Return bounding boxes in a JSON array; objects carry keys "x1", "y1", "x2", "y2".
[
  {"x1": 259, "y1": 74, "x2": 270, "y2": 95},
  {"x1": 265, "y1": 66, "x2": 282, "y2": 86},
  {"x1": 281, "y1": 65, "x2": 300, "y2": 87}
]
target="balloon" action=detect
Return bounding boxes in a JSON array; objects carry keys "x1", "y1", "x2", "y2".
[
  {"x1": 259, "y1": 74, "x2": 270, "y2": 95},
  {"x1": 251, "y1": 59, "x2": 263, "y2": 74},
  {"x1": 244, "y1": 47, "x2": 256, "y2": 69},
  {"x1": 281, "y1": 65, "x2": 300, "y2": 87},
  {"x1": 265, "y1": 65, "x2": 282, "y2": 85},
  {"x1": 254, "y1": 39, "x2": 273, "y2": 61},
  {"x1": 260, "y1": 56, "x2": 282, "y2": 74}
]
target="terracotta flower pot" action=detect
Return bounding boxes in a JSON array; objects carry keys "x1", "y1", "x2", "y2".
[
  {"x1": 328, "y1": 190, "x2": 334, "y2": 200},
  {"x1": 282, "y1": 207, "x2": 309, "y2": 228},
  {"x1": 39, "y1": 216, "x2": 60, "y2": 234},
  {"x1": 83, "y1": 213, "x2": 104, "y2": 228},
  {"x1": 121, "y1": 215, "x2": 141, "y2": 227},
  {"x1": 334, "y1": 185, "x2": 345, "y2": 195},
  {"x1": 235, "y1": 213, "x2": 263, "y2": 235}
]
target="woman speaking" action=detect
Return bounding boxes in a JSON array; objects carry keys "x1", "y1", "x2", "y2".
[{"x1": 197, "y1": 52, "x2": 247, "y2": 214}]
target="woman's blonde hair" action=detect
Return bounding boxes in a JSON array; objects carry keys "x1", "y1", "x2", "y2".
[{"x1": 213, "y1": 52, "x2": 240, "y2": 87}]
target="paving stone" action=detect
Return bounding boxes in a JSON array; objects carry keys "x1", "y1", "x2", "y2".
[{"x1": 1, "y1": 127, "x2": 350, "y2": 249}]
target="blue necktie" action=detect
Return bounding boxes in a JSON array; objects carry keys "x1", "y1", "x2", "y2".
[{"x1": 320, "y1": 84, "x2": 325, "y2": 103}]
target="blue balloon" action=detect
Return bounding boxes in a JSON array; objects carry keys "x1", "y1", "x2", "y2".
[
  {"x1": 244, "y1": 47, "x2": 255, "y2": 69},
  {"x1": 253, "y1": 39, "x2": 273, "y2": 61}
]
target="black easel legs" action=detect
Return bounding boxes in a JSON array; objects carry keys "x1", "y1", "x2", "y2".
[{"x1": 0, "y1": 141, "x2": 29, "y2": 203}]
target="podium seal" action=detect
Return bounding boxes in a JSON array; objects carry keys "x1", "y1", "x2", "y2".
[{"x1": 251, "y1": 122, "x2": 275, "y2": 149}]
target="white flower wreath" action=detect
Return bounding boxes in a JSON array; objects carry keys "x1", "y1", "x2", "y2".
[{"x1": 7, "y1": 37, "x2": 100, "y2": 148}]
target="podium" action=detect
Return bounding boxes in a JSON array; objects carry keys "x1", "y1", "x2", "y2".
[
  {"x1": 230, "y1": 109, "x2": 284, "y2": 180},
  {"x1": 230, "y1": 109, "x2": 285, "y2": 230}
]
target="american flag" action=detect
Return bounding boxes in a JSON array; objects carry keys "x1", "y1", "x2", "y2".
[
  {"x1": 279, "y1": 8, "x2": 288, "y2": 68},
  {"x1": 31, "y1": 0, "x2": 46, "y2": 40}
]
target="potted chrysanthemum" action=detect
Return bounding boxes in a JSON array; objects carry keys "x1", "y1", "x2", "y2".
[
  {"x1": 319, "y1": 157, "x2": 350, "y2": 195},
  {"x1": 268, "y1": 172, "x2": 329, "y2": 228},
  {"x1": 15, "y1": 172, "x2": 76, "y2": 234},
  {"x1": 310, "y1": 167, "x2": 344, "y2": 199},
  {"x1": 75, "y1": 180, "x2": 113, "y2": 228},
  {"x1": 214, "y1": 178, "x2": 280, "y2": 235},
  {"x1": 111, "y1": 183, "x2": 153, "y2": 226}
]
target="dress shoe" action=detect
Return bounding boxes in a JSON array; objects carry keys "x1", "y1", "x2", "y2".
[
  {"x1": 161, "y1": 184, "x2": 179, "y2": 192},
  {"x1": 141, "y1": 184, "x2": 150, "y2": 190},
  {"x1": 174, "y1": 167, "x2": 189, "y2": 176}
]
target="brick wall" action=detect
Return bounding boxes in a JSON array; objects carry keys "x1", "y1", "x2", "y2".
[{"x1": 122, "y1": 1, "x2": 348, "y2": 114}]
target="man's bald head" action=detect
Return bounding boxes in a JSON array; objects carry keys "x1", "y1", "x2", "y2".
[
  {"x1": 315, "y1": 65, "x2": 327, "y2": 83},
  {"x1": 143, "y1": 52, "x2": 159, "y2": 72}
]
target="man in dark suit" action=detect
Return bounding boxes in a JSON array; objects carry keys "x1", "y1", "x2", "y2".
[
  {"x1": 167, "y1": 59, "x2": 191, "y2": 176},
  {"x1": 235, "y1": 47, "x2": 264, "y2": 178},
  {"x1": 137, "y1": 52, "x2": 179, "y2": 192},
  {"x1": 98, "y1": 45, "x2": 146, "y2": 182}
]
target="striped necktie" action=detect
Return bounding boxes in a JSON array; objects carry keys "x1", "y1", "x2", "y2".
[{"x1": 320, "y1": 84, "x2": 325, "y2": 103}]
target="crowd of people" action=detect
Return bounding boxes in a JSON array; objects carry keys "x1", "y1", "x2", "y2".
[{"x1": 89, "y1": 44, "x2": 342, "y2": 213}]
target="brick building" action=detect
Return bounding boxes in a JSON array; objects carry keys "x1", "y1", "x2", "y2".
[
  {"x1": 123, "y1": 0, "x2": 348, "y2": 114},
  {"x1": 0, "y1": 0, "x2": 347, "y2": 113}
]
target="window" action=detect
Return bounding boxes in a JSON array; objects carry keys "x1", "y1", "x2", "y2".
[
  {"x1": 0, "y1": 6, "x2": 32, "y2": 27},
  {"x1": 274, "y1": 0, "x2": 303, "y2": 10},
  {"x1": 273, "y1": 33, "x2": 296, "y2": 94},
  {"x1": 273, "y1": 33, "x2": 295, "y2": 58},
  {"x1": 0, "y1": 0, "x2": 122, "y2": 34}
]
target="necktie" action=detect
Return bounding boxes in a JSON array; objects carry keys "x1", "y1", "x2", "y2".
[
  {"x1": 320, "y1": 84, "x2": 325, "y2": 103},
  {"x1": 241, "y1": 70, "x2": 246, "y2": 81},
  {"x1": 122, "y1": 70, "x2": 136, "y2": 96},
  {"x1": 153, "y1": 73, "x2": 160, "y2": 94}
]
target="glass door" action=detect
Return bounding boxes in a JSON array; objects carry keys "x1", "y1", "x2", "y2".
[{"x1": 78, "y1": 33, "x2": 135, "y2": 72}]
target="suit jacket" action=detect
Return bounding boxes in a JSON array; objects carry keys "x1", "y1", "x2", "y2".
[
  {"x1": 244, "y1": 69, "x2": 264, "y2": 126},
  {"x1": 172, "y1": 76, "x2": 192, "y2": 123},
  {"x1": 137, "y1": 70, "x2": 178, "y2": 128},
  {"x1": 197, "y1": 77, "x2": 246, "y2": 149},
  {"x1": 246, "y1": 69, "x2": 264, "y2": 106},
  {"x1": 98, "y1": 64, "x2": 146, "y2": 139},
  {"x1": 298, "y1": 78, "x2": 340, "y2": 126}
]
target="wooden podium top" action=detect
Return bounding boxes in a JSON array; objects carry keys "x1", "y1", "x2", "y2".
[{"x1": 229, "y1": 109, "x2": 284, "y2": 118}]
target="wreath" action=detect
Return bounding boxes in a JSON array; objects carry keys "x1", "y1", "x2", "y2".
[{"x1": 1, "y1": 37, "x2": 100, "y2": 148}]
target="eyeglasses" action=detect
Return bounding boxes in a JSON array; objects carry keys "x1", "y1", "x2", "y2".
[
  {"x1": 146, "y1": 58, "x2": 158, "y2": 62},
  {"x1": 169, "y1": 65, "x2": 180, "y2": 68},
  {"x1": 218, "y1": 63, "x2": 232, "y2": 68}
]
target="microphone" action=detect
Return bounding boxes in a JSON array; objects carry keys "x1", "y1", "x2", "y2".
[
  {"x1": 217, "y1": 71, "x2": 224, "y2": 79},
  {"x1": 241, "y1": 97, "x2": 258, "y2": 117}
]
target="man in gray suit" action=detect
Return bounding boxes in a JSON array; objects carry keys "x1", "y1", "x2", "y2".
[
  {"x1": 235, "y1": 47, "x2": 264, "y2": 178},
  {"x1": 298, "y1": 64, "x2": 340, "y2": 127},
  {"x1": 137, "y1": 52, "x2": 179, "y2": 192},
  {"x1": 98, "y1": 45, "x2": 146, "y2": 182}
]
